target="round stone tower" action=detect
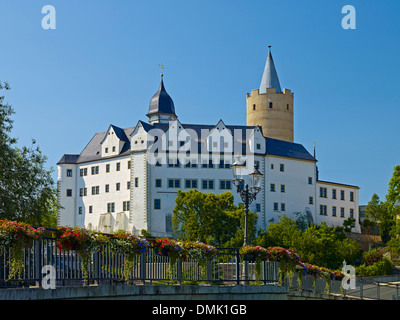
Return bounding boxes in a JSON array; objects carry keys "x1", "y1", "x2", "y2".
[{"x1": 246, "y1": 47, "x2": 294, "y2": 142}]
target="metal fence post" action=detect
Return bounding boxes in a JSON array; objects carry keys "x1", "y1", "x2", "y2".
[
  {"x1": 34, "y1": 240, "x2": 42, "y2": 288},
  {"x1": 236, "y1": 249, "x2": 240, "y2": 285},
  {"x1": 93, "y1": 252, "x2": 100, "y2": 285},
  {"x1": 140, "y1": 252, "x2": 146, "y2": 284},
  {"x1": 359, "y1": 281, "x2": 363, "y2": 299},
  {"x1": 176, "y1": 260, "x2": 182, "y2": 284}
]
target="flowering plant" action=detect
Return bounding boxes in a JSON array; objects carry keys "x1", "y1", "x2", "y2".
[
  {"x1": 0, "y1": 220, "x2": 45, "y2": 279},
  {"x1": 268, "y1": 246, "x2": 301, "y2": 285},
  {"x1": 239, "y1": 246, "x2": 270, "y2": 261},
  {"x1": 153, "y1": 238, "x2": 185, "y2": 280},
  {"x1": 153, "y1": 238, "x2": 185, "y2": 260},
  {"x1": 240, "y1": 246, "x2": 270, "y2": 283},
  {"x1": 56, "y1": 226, "x2": 109, "y2": 284},
  {"x1": 110, "y1": 231, "x2": 149, "y2": 284},
  {"x1": 184, "y1": 242, "x2": 217, "y2": 267}
]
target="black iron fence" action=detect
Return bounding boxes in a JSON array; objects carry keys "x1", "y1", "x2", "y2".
[
  {"x1": 0, "y1": 238, "x2": 281, "y2": 288},
  {"x1": 3, "y1": 236, "x2": 398, "y2": 300}
]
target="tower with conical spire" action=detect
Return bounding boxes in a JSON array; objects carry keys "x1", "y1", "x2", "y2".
[
  {"x1": 246, "y1": 46, "x2": 294, "y2": 142},
  {"x1": 147, "y1": 74, "x2": 177, "y2": 124}
]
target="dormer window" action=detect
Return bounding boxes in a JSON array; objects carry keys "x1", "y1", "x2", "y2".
[
  {"x1": 112, "y1": 146, "x2": 116, "y2": 152},
  {"x1": 105, "y1": 148, "x2": 108, "y2": 153}
]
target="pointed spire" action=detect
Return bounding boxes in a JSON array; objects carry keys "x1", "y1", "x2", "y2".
[{"x1": 259, "y1": 46, "x2": 282, "y2": 94}]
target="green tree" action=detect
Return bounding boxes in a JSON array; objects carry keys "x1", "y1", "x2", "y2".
[
  {"x1": 0, "y1": 82, "x2": 57, "y2": 227},
  {"x1": 172, "y1": 190, "x2": 257, "y2": 246},
  {"x1": 255, "y1": 215, "x2": 302, "y2": 249}
]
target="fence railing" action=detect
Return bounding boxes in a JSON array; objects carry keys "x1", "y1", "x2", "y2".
[
  {"x1": 0, "y1": 238, "x2": 281, "y2": 288},
  {"x1": 3, "y1": 237, "x2": 397, "y2": 299}
]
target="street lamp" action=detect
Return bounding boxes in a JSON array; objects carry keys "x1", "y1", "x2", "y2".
[{"x1": 231, "y1": 157, "x2": 263, "y2": 246}]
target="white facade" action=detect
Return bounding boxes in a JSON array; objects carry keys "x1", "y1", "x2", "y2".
[
  {"x1": 57, "y1": 58, "x2": 361, "y2": 236},
  {"x1": 57, "y1": 120, "x2": 361, "y2": 236}
]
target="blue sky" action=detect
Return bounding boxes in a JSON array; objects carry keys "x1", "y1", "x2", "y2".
[{"x1": 0, "y1": 1, "x2": 399, "y2": 205}]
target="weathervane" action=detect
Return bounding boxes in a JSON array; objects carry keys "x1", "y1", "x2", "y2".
[{"x1": 158, "y1": 64, "x2": 164, "y2": 77}]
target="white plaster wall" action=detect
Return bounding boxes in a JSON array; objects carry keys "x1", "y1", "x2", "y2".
[{"x1": 316, "y1": 181, "x2": 361, "y2": 233}]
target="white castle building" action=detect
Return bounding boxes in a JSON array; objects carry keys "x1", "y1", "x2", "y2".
[{"x1": 57, "y1": 49, "x2": 361, "y2": 236}]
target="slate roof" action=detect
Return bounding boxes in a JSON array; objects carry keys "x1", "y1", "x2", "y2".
[
  {"x1": 147, "y1": 76, "x2": 176, "y2": 117},
  {"x1": 259, "y1": 48, "x2": 282, "y2": 94},
  {"x1": 57, "y1": 122, "x2": 315, "y2": 165}
]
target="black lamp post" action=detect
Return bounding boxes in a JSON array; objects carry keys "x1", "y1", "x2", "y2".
[{"x1": 231, "y1": 157, "x2": 263, "y2": 246}]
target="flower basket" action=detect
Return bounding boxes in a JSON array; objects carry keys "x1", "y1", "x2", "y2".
[
  {"x1": 153, "y1": 238, "x2": 185, "y2": 280},
  {"x1": 109, "y1": 231, "x2": 149, "y2": 284},
  {"x1": 184, "y1": 241, "x2": 217, "y2": 275},
  {"x1": 268, "y1": 247, "x2": 301, "y2": 285},
  {"x1": 55, "y1": 226, "x2": 109, "y2": 284},
  {"x1": 0, "y1": 220, "x2": 45, "y2": 280},
  {"x1": 239, "y1": 246, "x2": 270, "y2": 283}
]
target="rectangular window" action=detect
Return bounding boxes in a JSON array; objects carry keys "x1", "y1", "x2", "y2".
[
  {"x1": 320, "y1": 187, "x2": 327, "y2": 198},
  {"x1": 83, "y1": 188, "x2": 87, "y2": 196},
  {"x1": 91, "y1": 166, "x2": 99, "y2": 175},
  {"x1": 127, "y1": 160, "x2": 131, "y2": 169},
  {"x1": 319, "y1": 205, "x2": 327, "y2": 216},
  {"x1": 220, "y1": 180, "x2": 232, "y2": 190},
  {"x1": 256, "y1": 143, "x2": 261, "y2": 150},
  {"x1": 168, "y1": 179, "x2": 180, "y2": 188},
  {"x1": 105, "y1": 147, "x2": 108, "y2": 153},
  {"x1": 116, "y1": 182, "x2": 120, "y2": 191},
  {"x1": 350, "y1": 191, "x2": 354, "y2": 202},
  {"x1": 340, "y1": 207, "x2": 345, "y2": 217},
  {"x1": 308, "y1": 177, "x2": 313, "y2": 185},
  {"x1": 350, "y1": 208, "x2": 354, "y2": 218},
  {"x1": 280, "y1": 163, "x2": 285, "y2": 172},
  {"x1": 66, "y1": 189, "x2": 72, "y2": 197},
  {"x1": 185, "y1": 160, "x2": 198, "y2": 168},
  {"x1": 202, "y1": 159, "x2": 214, "y2": 168},
  {"x1": 309, "y1": 196, "x2": 313, "y2": 205},
  {"x1": 202, "y1": 180, "x2": 214, "y2": 190},
  {"x1": 106, "y1": 164, "x2": 110, "y2": 173},
  {"x1": 270, "y1": 183, "x2": 275, "y2": 192},
  {"x1": 332, "y1": 189, "x2": 337, "y2": 199},
  {"x1": 168, "y1": 158, "x2": 180, "y2": 168},
  {"x1": 79, "y1": 188, "x2": 83, "y2": 197},
  {"x1": 340, "y1": 190, "x2": 345, "y2": 200},
  {"x1": 66, "y1": 169, "x2": 72, "y2": 177},
  {"x1": 185, "y1": 179, "x2": 197, "y2": 189},
  {"x1": 165, "y1": 213, "x2": 173, "y2": 233},
  {"x1": 280, "y1": 184, "x2": 285, "y2": 193},
  {"x1": 116, "y1": 162, "x2": 120, "y2": 171},
  {"x1": 78, "y1": 207, "x2": 82, "y2": 215},
  {"x1": 123, "y1": 201, "x2": 130, "y2": 211},
  {"x1": 105, "y1": 184, "x2": 109, "y2": 193},
  {"x1": 89, "y1": 206, "x2": 93, "y2": 214},
  {"x1": 155, "y1": 179, "x2": 162, "y2": 188},
  {"x1": 107, "y1": 202, "x2": 115, "y2": 213},
  {"x1": 135, "y1": 177, "x2": 139, "y2": 188},
  {"x1": 91, "y1": 186, "x2": 99, "y2": 195},
  {"x1": 273, "y1": 202, "x2": 279, "y2": 211},
  {"x1": 332, "y1": 206, "x2": 337, "y2": 217},
  {"x1": 80, "y1": 169, "x2": 83, "y2": 176},
  {"x1": 127, "y1": 181, "x2": 131, "y2": 189},
  {"x1": 256, "y1": 204, "x2": 261, "y2": 212},
  {"x1": 154, "y1": 199, "x2": 161, "y2": 210},
  {"x1": 281, "y1": 203, "x2": 286, "y2": 212}
]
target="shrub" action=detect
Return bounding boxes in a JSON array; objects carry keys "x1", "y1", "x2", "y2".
[
  {"x1": 355, "y1": 258, "x2": 393, "y2": 277},
  {"x1": 363, "y1": 249, "x2": 384, "y2": 266}
]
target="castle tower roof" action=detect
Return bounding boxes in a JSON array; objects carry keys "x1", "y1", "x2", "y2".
[
  {"x1": 147, "y1": 75, "x2": 176, "y2": 118},
  {"x1": 259, "y1": 47, "x2": 282, "y2": 93}
]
